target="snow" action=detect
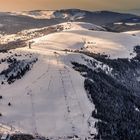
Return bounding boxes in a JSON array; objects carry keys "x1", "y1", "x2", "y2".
[
  {"x1": 125, "y1": 23, "x2": 137, "y2": 26},
  {"x1": 0, "y1": 62, "x2": 8, "y2": 73},
  {"x1": 136, "y1": 76, "x2": 140, "y2": 82},
  {"x1": 0, "y1": 47, "x2": 94, "y2": 138},
  {"x1": 0, "y1": 24, "x2": 4, "y2": 28},
  {"x1": 55, "y1": 22, "x2": 105, "y2": 32},
  {"x1": 0, "y1": 34, "x2": 18, "y2": 44},
  {"x1": 69, "y1": 22, "x2": 105, "y2": 31},
  {"x1": 114, "y1": 22, "x2": 123, "y2": 25},
  {"x1": 53, "y1": 12, "x2": 69, "y2": 19},
  {"x1": 1, "y1": 22, "x2": 140, "y2": 138},
  {"x1": 33, "y1": 25, "x2": 140, "y2": 59},
  {"x1": 0, "y1": 22, "x2": 104, "y2": 45},
  {"x1": 11, "y1": 11, "x2": 55, "y2": 19},
  {"x1": 0, "y1": 122, "x2": 21, "y2": 134},
  {"x1": 124, "y1": 30, "x2": 140, "y2": 37},
  {"x1": 135, "y1": 106, "x2": 140, "y2": 112},
  {"x1": 114, "y1": 22, "x2": 140, "y2": 26},
  {"x1": 11, "y1": 11, "x2": 86, "y2": 20},
  {"x1": 70, "y1": 12, "x2": 85, "y2": 20}
]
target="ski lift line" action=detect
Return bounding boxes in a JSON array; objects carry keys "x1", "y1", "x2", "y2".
[
  {"x1": 63, "y1": 70, "x2": 92, "y2": 136},
  {"x1": 47, "y1": 75, "x2": 53, "y2": 93},
  {"x1": 63, "y1": 54, "x2": 86, "y2": 119},
  {"x1": 57, "y1": 65, "x2": 79, "y2": 129},
  {"x1": 28, "y1": 92, "x2": 38, "y2": 135},
  {"x1": 58, "y1": 63, "x2": 80, "y2": 133},
  {"x1": 59, "y1": 59, "x2": 85, "y2": 119},
  {"x1": 66, "y1": 67, "x2": 85, "y2": 118},
  {"x1": 61, "y1": 69, "x2": 85, "y2": 122},
  {"x1": 54, "y1": 54, "x2": 76, "y2": 134},
  {"x1": 60, "y1": 73, "x2": 71, "y2": 119},
  {"x1": 59, "y1": 71, "x2": 76, "y2": 134},
  {"x1": 57, "y1": 54, "x2": 87, "y2": 134}
]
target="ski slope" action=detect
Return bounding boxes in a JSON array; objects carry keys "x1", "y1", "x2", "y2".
[
  {"x1": 0, "y1": 49, "x2": 94, "y2": 138},
  {"x1": 124, "y1": 30, "x2": 140, "y2": 37},
  {"x1": 1, "y1": 22, "x2": 140, "y2": 139}
]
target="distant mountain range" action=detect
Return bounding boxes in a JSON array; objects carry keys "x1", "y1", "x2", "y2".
[
  {"x1": 0, "y1": 9, "x2": 140, "y2": 34},
  {"x1": 127, "y1": 9, "x2": 140, "y2": 16}
]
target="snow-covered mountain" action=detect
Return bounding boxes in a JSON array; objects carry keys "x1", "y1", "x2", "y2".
[
  {"x1": 0, "y1": 9, "x2": 139, "y2": 34},
  {"x1": 0, "y1": 13, "x2": 140, "y2": 140},
  {"x1": 12, "y1": 10, "x2": 86, "y2": 20},
  {"x1": 0, "y1": 22, "x2": 98, "y2": 139}
]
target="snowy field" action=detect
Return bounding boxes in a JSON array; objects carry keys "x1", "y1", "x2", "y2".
[
  {"x1": 124, "y1": 30, "x2": 140, "y2": 37},
  {"x1": 0, "y1": 47, "x2": 94, "y2": 138},
  {"x1": 0, "y1": 22, "x2": 140, "y2": 139}
]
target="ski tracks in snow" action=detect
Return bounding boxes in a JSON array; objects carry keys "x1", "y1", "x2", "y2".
[{"x1": 54, "y1": 52, "x2": 88, "y2": 136}]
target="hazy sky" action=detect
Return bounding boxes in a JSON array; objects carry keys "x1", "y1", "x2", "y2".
[{"x1": 0, "y1": 0, "x2": 140, "y2": 12}]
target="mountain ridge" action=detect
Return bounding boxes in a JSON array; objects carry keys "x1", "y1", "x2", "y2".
[{"x1": 0, "y1": 9, "x2": 139, "y2": 34}]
